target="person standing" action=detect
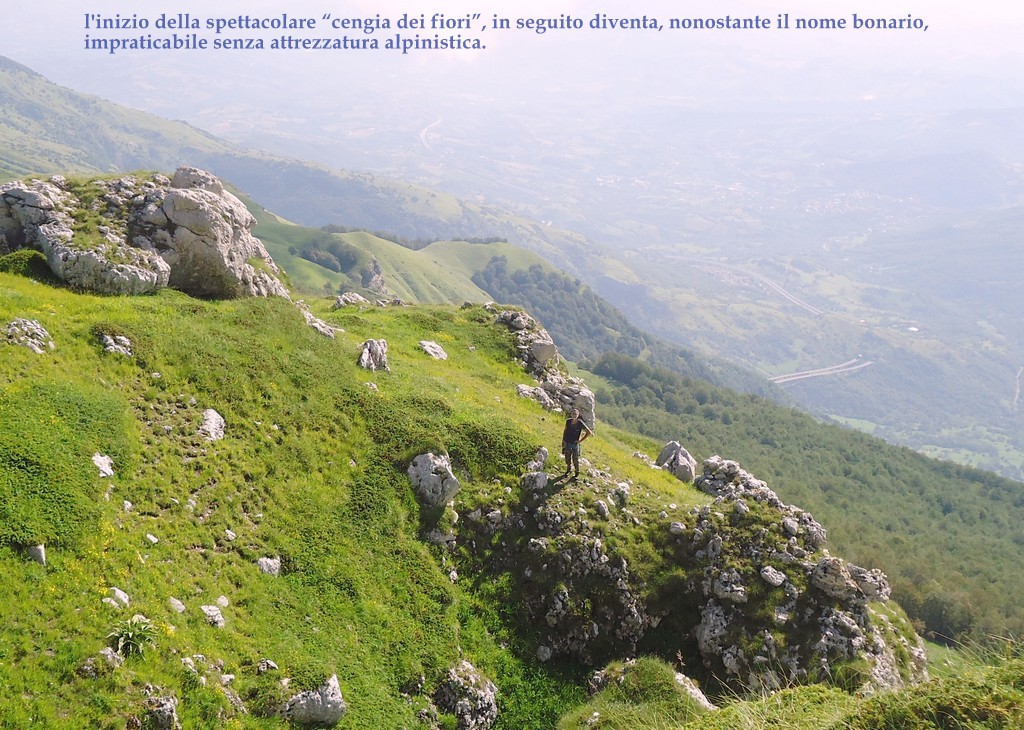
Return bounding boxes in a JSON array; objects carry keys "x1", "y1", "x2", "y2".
[{"x1": 561, "y1": 408, "x2": 592, "y2": 480}]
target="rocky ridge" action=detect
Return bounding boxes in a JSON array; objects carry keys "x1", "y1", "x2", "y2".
[
  {"x1": 441, "y1": 312, "x2": 927, "y2": 697},
  {"x1": 0, "y1": 167, "x2": 287, "y2": 298}
]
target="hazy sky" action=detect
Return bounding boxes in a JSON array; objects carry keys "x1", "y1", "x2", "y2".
[{"x1": 6, "y1": 0, "x2": 1024, "y2": 117}]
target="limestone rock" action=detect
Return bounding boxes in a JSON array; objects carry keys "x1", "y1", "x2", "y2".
[
  {"x1": 99, "y1": 647, "x2": 124, "y2": 668},
  {"x1": 258, "y1": 556, "x2": 282, "y2": 576},
  {"x1": 656, "y1": 441, "x2": 699, "y2": 483},
  {"x1": 419, "y1": 340, "x2": 448, "y2": 360},
  {"x1": 495, "y1": 308, "x2": 562, "y2": 374},
  {"x1": 363, "y1": 257, "x2": 388, "y2": 294},
  {"x1": 0, "y1": 177, "x2": 170, "y2": 295},
  {"x1": 0, "y1": 169, "x2": 289, "y2": 299},
  {"x1": 434, "y1": 660, "x2": 498, "y2": 730},
  {"x1": 675, "y1": 672, "x2": 717, "y2": 711},
  {"x1": 5, "y1": 318, "x2": 54, "y2": 354},
  {"x1": 520, "y1": 472, "x2": 549, "y2": 492},
  {"x1": 92, "y1": 453, "x2": 115, "y2": 478},
  {"x1": 760, "y1": 566, "x2": 787, "y2": 587},
  {"x1": 407, "y1": 453, "x2": 460, "y2": 509},
  {"x1": 99, "y1": 333, "x2": 133, "y2": 356},
  {"x1": 201, "y1": 605, "x2": 225, "y2": 628},
  {"x1": 143, "y1": 694, "x2": 181, "y2": 730},
  {"x1": 333, "y1": 292, "x2": 370, "y2": 308},
  {"x1": 302, "y1": 309, "x2": 340, "y2": 338},
  {"x1": 155, "y1": 167, "x2": 288, "y2": 298},
  {"x1": 109, "y1": 587, "x2": 130, "y2": 608},
  {"x1": 357, "y1": 339, "x2": 390, "y2": 372},
  {"x1": 526, "y1": 447, "x2": 549, "y2": 472},
  {"x1": 168, "y1": 598, "x2": 186, "y2": 614},
  {"x1": 278, "y1": 674, "x2": 347, "y2": 727},
  {"x1": 199, "y1": 409, "x2": 225, "y2": 441},
  {"x1": 810, "y1": 557, "x2": 862, "y2": 600}
]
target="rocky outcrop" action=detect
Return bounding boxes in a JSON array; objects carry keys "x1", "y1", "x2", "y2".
[
  {"x1": 362, "y1": 257, "x2": 388, "y2": 294},
  {"x1": 5, "y1": 318, "x2": 54, "y2": 354},
  {"x1": 420, "y1": 340, "x2": 448, "y2": 360},
  {"x1": 665, "y1": 456, "x2": 927, "y2": 693},
  {"x1": 656, "y1": 441, "x2": 699, "y2": 483},
  {"x1": 494, "y1": 308, "x2": 560, "y2": 374},
  {"x1": 98, "y1": 333, "x2": 133, "y2": 356},
  {"x1": 434, "y1": 660, "x2": 498, "y2": 730},
  {"x1": 143, "y1": 693, "x2": 181, "y2": 730},
  {"x1": 0, "y1": 168, "x2": 288, "y2": 298},
  {"x1": 357, "y1": 339, "x2": 390, "y2": 372},
  {"x1": 333, "y1": 291, "x2": 370, "y2": 308},
  {"x1": 199, "y1": 409, "x2": 226, "y2": 442},
  {"x1": 277, "y1": 675, "x2": 347, "y2": 728},
  {"x1": 492, "y1": 306, "x2": 597, "y2": 429},
  {"x1": 456, "y1": 444, "x2": 925, "y2": 693},
  {"x1": 408, "y1": 453, "x2": 461, "y2": 509}
]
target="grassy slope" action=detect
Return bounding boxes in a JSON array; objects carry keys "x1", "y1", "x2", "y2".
[
  {"x1": 5, "y1": 267, "x2": 1024, "y2": 728},
  {"x1": 0, "y1": 267, "x2": 698, "y2": 728},
  {"x1": 246, "y1": 203, "x2": 552, "y2": 303}
]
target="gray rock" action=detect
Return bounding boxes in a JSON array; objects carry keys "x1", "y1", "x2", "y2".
[
  {"x1": 99, "y1": 646, "x2": 124, "y2": 668},
  {"x1": 201, "y1": 605, "x2": 225, "y2": 628},
  {"x1": 810, "y1": 557, "x2": 861, "y2": 600},
  {"x1": 257, "y1": 658, "x2": 279, "y2": 674},
  {"x1": 515, "y1": 384, "x2": 558, "y2": 410},
  {"x1": 199, "y1": 409, "x2": 225, "y2": 441},
  {"x1": 1, "y1": 170, "x2": 289, "y2": 299},
  {"x1": 302, "y1": 309, "x2": 340, "y2": 338},
  {"x1": 520, "y1": 471, "x2": 549, "y2": 492},
  {"x1": 435, "y1": 660, "x2": 498, "y2": 730},
  {"x1": 5, "y1": 318, "x2": 55, "y2": 354},
  {"x1": 333, "y1": 292, "x2": 370, "y2": 308},
  {"x1": 536, "y1": 646, "x2": 553, "y2": 662},
  {"x1": 92, "y1": 453, "x2": 115, "y2": 478},
  {"x1": 760, "y1": 566, "x2": 787, "y2": 587},
  {"x1": 669, "y1": 521, "x2": 686, "y2": 535},
  {"x1": 109, "y1": 587, "x2": 130, "y2": 608},
  {"x1": 168, "y1": 597, "x2": 186, "y2": 614},
  {"x1": 278, "y1": 674, "x2": 347, "y2": 727},
  {"x1": 407, "y1": 453, "x2": 460, "y2": 509},
  {"x1": 656, "y1": 441, "x2": 699, "y2": 483},
  {"x1": 257, "y1": 556, "x2": 281, "y2": 576},
  {"x1": 98, "y1": 333, "x2": 132, "y2": 356},
  {"x1": 419, "y1": 340, "x2": 449, "y2": 360},
  {"x1": 526, "y1": 447, "x2": 549, "y2": 472},
  {"x1": 143, "y1": 694, "x2": 181, "y2": 730},
  {"x1": 847, "y1": 564, "x2": 892, "y2": 601},
  {"x1": 357, "y1": 339, "x2": 390, "y2": 371},
  {"x1": 26, "y1": 544, "x2": 46, "y2": 566},
  {"x1": 157, "y1": 167, "x2": 288, "y2": 298},
  {"x1": 675, "y1": 672, "x2": 717, "y2": 711}
]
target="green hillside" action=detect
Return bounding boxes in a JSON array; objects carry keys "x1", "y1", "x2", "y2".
[
  {"x1": 246, "y1": 204, "x2": 779, "y2": 399},
  {"x1": 5, "y1": 250, "x2": 1024, "y2": 727}
]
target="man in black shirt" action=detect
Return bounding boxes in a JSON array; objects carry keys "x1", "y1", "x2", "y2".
[{"x1": 561, "y1": 408, "x2": 592, "y2": 480}]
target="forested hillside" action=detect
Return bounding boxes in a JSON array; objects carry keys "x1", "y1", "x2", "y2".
[{"x1": 585, "y1": 352, "x2": 1024, "y2": 643}]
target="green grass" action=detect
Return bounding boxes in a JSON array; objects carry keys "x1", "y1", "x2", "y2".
[
  {"x1": 4, "y1": 266, "x2": 1024, "y2": 729},
  {"x1": 0, "y1": 269, "x2": 694, "y2": 727},
  {"x1": 558, "y1": 657, "x2": 712, "y2": 729}
]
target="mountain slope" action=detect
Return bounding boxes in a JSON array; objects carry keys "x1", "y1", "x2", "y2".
[{"x1": 0, "y1": 255, "x2": 928, "y2": 728}]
